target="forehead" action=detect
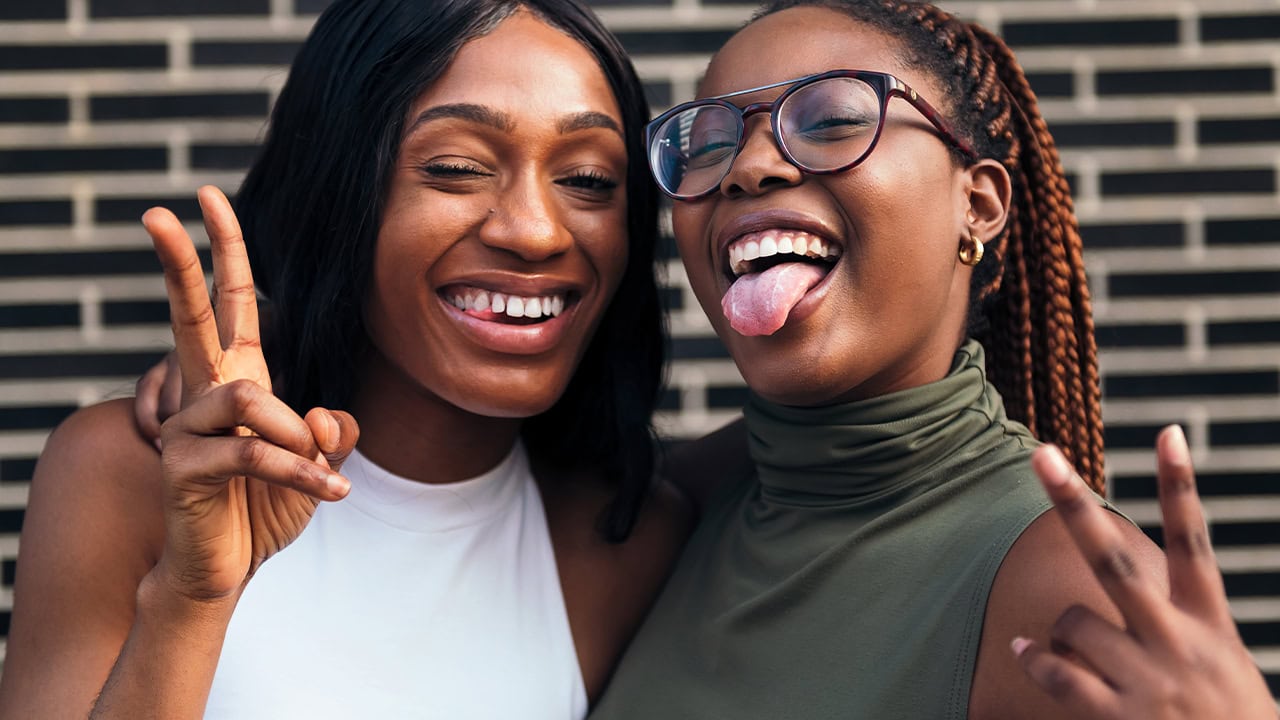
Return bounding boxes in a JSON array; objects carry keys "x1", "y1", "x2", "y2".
[
  {"x1": 701, "y1": 7, "x2": 928, "y2": 101},
  {"x1": 413, "y1": 12, "x2": 621, "y2": 123}
]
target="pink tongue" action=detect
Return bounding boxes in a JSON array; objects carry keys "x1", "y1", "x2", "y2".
[{"x1": 721, "y1": 262, "x2": 827, "y2": 336}]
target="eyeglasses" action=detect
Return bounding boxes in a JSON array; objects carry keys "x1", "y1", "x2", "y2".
[{"x1": 645, "y1": 69, "x2": 978, "y2": 200}]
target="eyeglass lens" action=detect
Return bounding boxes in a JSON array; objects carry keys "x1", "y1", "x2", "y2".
[{"x1": 649, "y1": 76, "x2": 883, "y2": 198}]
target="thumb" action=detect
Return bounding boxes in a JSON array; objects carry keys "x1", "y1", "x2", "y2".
[{"x1": 305, "y1": 408, "x2": 360, "y2": 473}]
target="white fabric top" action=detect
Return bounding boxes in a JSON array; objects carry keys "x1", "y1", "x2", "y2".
[{"x1": 204, "y1": 443, "x2": 588, "y2": 720}]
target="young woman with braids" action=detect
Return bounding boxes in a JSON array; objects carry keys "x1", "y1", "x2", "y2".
[{"x1": 589, "y1": 1, "x2": 1275, "y2": 718}]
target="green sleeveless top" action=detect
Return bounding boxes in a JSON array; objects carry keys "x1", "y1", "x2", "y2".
[{"x1": 592, "y1": 340, "x2": 1055, "y2": 719}]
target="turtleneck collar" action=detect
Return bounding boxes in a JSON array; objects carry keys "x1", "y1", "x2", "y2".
[{"x1": 744, "y1": 339, "x2": 1014, "y2": 505}]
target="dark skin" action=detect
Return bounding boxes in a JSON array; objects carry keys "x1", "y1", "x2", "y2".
[
  {"x1": 0, "y1": 14, "x2": 691, "y2": 719},
  {"x1": 664, "y1": 6, "x2": 1273, "y2": 719}
]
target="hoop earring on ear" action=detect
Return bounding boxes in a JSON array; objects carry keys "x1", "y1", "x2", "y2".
[{"x1": 959, "y1": 234, "x2": 984, "y2": 266}]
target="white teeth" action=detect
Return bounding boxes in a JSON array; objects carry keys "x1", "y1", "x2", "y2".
[
  {"x1": 449, "y1": 288, "x2": 568, "y2": 319},
  {"x1": 724, "y1": 229, "x2": 841, "y2": 277}
]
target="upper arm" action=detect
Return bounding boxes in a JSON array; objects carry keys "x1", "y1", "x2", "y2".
[
  {"x1": 660, "y1": 416, "x2": 752, "y2": 515},
  {"x1": 967, "y1": 506, "x2": 1166, "y2": 720},
  {"x1": 0, "y1": 399, "x2": 165, "y2": 719}
]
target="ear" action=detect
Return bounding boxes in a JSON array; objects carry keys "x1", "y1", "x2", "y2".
[{"x1": 961, "y1": 158, "x2": 1011, "y2": 241}]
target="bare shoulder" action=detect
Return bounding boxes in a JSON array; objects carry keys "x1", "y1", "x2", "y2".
[
  {"x1": 660, "y1": 415, "x2": 752, "y2": 513},
  {"x1": 968, "y1": 504, "x2": 1166, "y2": 720},
  {"x1": 539, "y1": 468, "x2": 694, "y2": 702},
  {"x1": 0, "y1": 398, "x2": 165, "y2": 717}
]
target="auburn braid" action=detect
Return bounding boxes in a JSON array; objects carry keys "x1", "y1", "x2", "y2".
[{"x1": 752, "y1": 0, "x2": 1105, "y2": 492}]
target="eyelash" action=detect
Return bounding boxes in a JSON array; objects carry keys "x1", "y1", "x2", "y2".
[
  {"x1": 421, "y1": 161, "x2": 490, "y2": 178},
  {"x1": 418, "y1": 162, "x2": 617, "y2": 195},
  {"x1": 560, "y1": 169, "x2": 618, "y2": 191}
]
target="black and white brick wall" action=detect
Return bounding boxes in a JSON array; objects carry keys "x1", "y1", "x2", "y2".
[{"x1": 1, "y1": 0, "x2": 1277, "y2": 697}]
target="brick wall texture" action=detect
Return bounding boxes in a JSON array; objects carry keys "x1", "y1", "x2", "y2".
[{"x1": 1, "y1": 0, "x2": 1278, "y2": 698}]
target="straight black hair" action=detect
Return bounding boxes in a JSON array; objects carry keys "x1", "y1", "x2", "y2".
[{"x1": 236, "y1": 0, "x2": 665, "y2": 540}]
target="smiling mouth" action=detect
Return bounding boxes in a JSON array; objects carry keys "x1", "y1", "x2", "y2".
[
  {"x1": 720, "y1": 229, "x2": 842, "y2": 337},
  {"x1": 441, "y1": 286, "x2": 575, "y2": 326}
]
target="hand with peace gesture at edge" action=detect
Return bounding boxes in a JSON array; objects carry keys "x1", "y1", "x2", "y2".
[
  {"x1": 90, "y1": 186, "x2": 359, "y2": 718},
  {"x1": 1017, "y1": 426, "x2": 1276, "y2": 719}
]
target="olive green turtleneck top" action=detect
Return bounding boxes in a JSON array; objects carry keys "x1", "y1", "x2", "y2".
[{"x1": 592, "y1": 340, "x2": 1055, "y2": 720}]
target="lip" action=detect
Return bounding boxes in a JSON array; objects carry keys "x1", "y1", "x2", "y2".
[
  {"x1": 437, "y1": 271, "x2": 586, "y2": 356},
  {"x1": 712, "y1": 209, "x2": 845, "y2": 278}
]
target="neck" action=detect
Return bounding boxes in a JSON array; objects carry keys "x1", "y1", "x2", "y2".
[{"x1": 350, "y1": 353, "x2": 523, "y2": 485}]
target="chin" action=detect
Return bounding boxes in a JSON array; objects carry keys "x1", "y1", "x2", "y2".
[{"x1": 452, "y1": 375, "x2": 569, "y2": 420}]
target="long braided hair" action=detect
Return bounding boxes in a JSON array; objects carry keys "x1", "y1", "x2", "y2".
[{"x1": 753, "y1": 0, "x2": 1106, "y2": 492}]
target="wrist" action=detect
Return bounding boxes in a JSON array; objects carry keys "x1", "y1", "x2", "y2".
[{"x1": 137, "y1": 563, "x2": 240, "y2": 629}]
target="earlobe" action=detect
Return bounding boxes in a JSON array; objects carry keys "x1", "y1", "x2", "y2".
[{"x1": 964, "y1": 159, "x2": 1012, "y2": 242}]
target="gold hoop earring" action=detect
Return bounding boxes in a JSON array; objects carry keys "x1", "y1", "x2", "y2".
[{"x1": 959, "y1": 234, "x2": 984, "y2": 266}]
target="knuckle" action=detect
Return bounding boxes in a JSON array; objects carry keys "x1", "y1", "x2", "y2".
[
  {"x1": 1092, "y1": 548, "x2": 1140, "y2": 585},
  {"x1": 1052, "y1": 604, "x2": 1090, "y2": 641},
  {"x1": 226, "y1": 379, "x2": 262, "y2": 416},
  {"x1": 1040, "y1": 662, "x2": 1079, "y2": 698},
  {"x1": 235, "y1": 436, "x2": 268, "y2": 469},
  {"x1": 1165, "y1": 526, "x2": 1213, "y2": 560}
]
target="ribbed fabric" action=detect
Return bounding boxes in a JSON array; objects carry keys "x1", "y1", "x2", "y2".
[
  {"x1": 204, "y1": 443, "x2": 588, "y2": 720},
  {"x1": 593, "y1": 340, "x2": 1053, "y2": 720}
]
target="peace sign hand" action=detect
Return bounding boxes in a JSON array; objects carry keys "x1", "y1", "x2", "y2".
[
  {"x1": 144, "y1": 186, "x2": 358, "y2": 603},
  {"x1": 1016, "y1": 427, "x2": 1276, "y2": 719}
]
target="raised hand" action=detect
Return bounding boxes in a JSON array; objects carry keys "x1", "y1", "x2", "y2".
[
  {"x1": 144, "y1": 186, "x2": 358, "y2": 603},
  {"x1": 1016, "y1": 426, "x2": 1276, "y2": 719}
]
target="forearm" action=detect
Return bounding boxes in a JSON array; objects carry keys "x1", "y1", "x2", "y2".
[{"x1": 90, "y1": 569, "x2": 236, "y2": 720}]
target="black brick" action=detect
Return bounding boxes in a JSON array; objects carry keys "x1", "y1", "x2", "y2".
[
  {"x1": 615, "y1": 30, "x2": 734, "y2": 56},
  {"x1": 1214, "y1": 524, "x2": 1280, "y2": 547},
  {"x1": 0, "y1": 405, "x2": 77, "y2": 431},
  {"x1": 707, "y1": 385, "x2": 750, "y2": 410},
  {"x1": 1241, "y1": 622, "x2": 1280, "y2": 648},
  {"x1": 670, "y1": 337, "x2": 730, "y2": 360},
  {"x1": 0, "y1": 352, "x2": 167, "y2": 380},
  {"x1": 1208, "y1": 320, "x2": 1280, "y2": 346},
  {"x1": 658, "y1": 286, "x2": 682, "y2": 313},
  {"x1": 0, "y1": 44, "x2": 166, "y2": 71},
  {"x1": 657, "y1": 233, "x2": 678, "y2": 262},
  {"x1": 96, "y1": 196, "x2": 204, "y2": 224},
  {"x1": 1109, "y1": 270, "x2": 1280, "y2": 298},
  {"x1": 0, "y1": 250, "x2": 207, "y2": 278},
  {"x1": 0, "y1": 147, "x2": 167, "y2": 175},
  {"x1": 0, "y1": 513, "x2": 21, "y2": 536},
  {"x1": 103, "y1": 300, "x2": 170, "y2": 326},
  {"x1": 1209, "y1": 420, "x2": 1280, "y2": 447},
  {"x1": 1081, "y1": 222, "x2": 1184, "y2": 249},
  {"x1": 90, "y1": 0, "x2": 269, "y2": 17},
  {"x1": 1205, "y1": 218, "x2": 1280, "y2": 246},
  {"x1": 1104, "y1": 423, "x2": 1168, "y2": 450},
  {"x1": 0, "y1": 458, "x2": 36, "y2": 483},
  {"x1": 2, "y1": 560, "x2": 14, "y2": 587},
  {"x1": 1199, "y1": 117, "x2": 1280, "y2": 145},
  {"x1": 1223, "y1": 572, "x2": 1280, "y2": 597},
  {"x1": 0, "y1": 200, "x2": 72, "y2": 227},
  {"x1": 1201, "y1": 14, "x2": 1280, "y2": 42},
  {"x1": 1113, "y1": 470, "x2": 1280, "y2": 500},
  {"x1": 1101, "y1": 169, "x2": 1274, "y2": 197},
  {"x1": 656, "y1": 388, "x2": 679, "y2": 411},
  {"x1": 191, "y1": 143, "x2": 259, "y2": 170},
  {"x1": 1094, "y1": 322, "x2": 1184, "y2": 349},
  {"x1": 0, "y1": 304, "x2": 79, "y2": 329},
  {"x1": 644, "y1": 81, "x2": 672, "y2": 110},
  {"x1": 193, "y1": 41, "x2": 301, "y2": 66},
  {"x1": 0, "y1": 98, "x2": 69, "y2": 124},
  {"x1": 1002, "y1": 19, "x2": 1178, "y2": 47},
  {"x1": 1104, "y1": 370, "x2": 1279, "y2": 399},
  {"x1": 1025, "y1": 72, "x2": 1074, "y2": 98},
  {"x1": 0, "y1": 0, "x2": 67, "y2": 20},
  {"x1": 295, "y1": 0, "x2": 333, "y2": 12},
  {"x1": 91, "y1": 92, "x2": 270, "y2": 121},
  {"x1": 1097, "y1": 67, "x2": 1273, "y2": 96},
  {"x1": 1050, "y1": 120, "x2": 1176, "y2": 148}
]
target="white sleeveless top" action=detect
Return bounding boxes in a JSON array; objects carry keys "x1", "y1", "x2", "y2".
[{"x1": 204, "y1": 443, "x2": 588, "y2": 719}]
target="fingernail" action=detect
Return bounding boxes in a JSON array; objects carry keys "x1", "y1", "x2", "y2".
[
  {"x1": 1038, "y1": 446, "x2": 1072, "y2": 488},
  {"x1": 1161, "y1": 425, "x2": 1190, "y2": 466},
  {"x1": 326, "y1": 473, "x2": 350, "y2": 497},
  {"x1": 154, "y1": 438, "x2": 164, "y2": 453},
  {"x1": 1010, "y1": 636, "x2": 1032, "y2": 657}
]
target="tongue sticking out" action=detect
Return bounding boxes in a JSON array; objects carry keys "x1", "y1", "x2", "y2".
[{"x1": 721, "y1": 262, "x2": 827, "y2": 336}]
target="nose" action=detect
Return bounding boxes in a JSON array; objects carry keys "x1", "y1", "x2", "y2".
[
  {"x1": 718, "y1": 116, "x2": 803, "y2": 198},
  {"x1": 479, "y1": 172, "x2": 573, "y2": 261}
]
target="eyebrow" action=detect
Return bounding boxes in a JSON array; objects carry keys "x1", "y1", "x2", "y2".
[{"x1": 408, "y1": 104, "x2": 622, "y2": 137}]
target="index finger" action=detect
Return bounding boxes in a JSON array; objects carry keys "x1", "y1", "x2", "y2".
[
  {"x1": 198, "y1": 186, "x2": 261, "y2": 352},
  {"x1": 142, "y1": 206, "x2": 221, "y2": 393},
  {"x1": 1154, "y1": 425, "x2": 1232, "y2": 624},
  {"x1": 1031, "y1": 445, "x2": 1174, "y2": 643}
]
